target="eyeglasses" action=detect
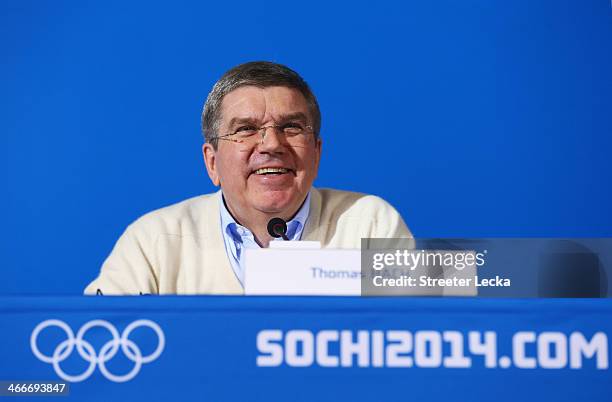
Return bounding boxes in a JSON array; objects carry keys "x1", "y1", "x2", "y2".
[{"x1": 213, "y1": 123, "x2": 314, "y2": 148}]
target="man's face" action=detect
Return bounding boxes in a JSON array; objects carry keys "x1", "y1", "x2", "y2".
[{"x1": 203, "y1": 86, "x2": 321, "y2": 222}]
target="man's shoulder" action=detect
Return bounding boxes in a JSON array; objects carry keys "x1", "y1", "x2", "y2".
[
  {"x1": 126, "y1": 192, "x2": 220, "y2": 237},
  {"x1": 315, "y1": 188, "x2": 398, "y2": 217},
  {"x1": 312, "y1": 187, "x2": 411, "y2": 239}
]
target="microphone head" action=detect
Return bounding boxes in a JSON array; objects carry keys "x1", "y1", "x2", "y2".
[{"x1": 267, "y1": 217, "x2": 288, "y2": 238}]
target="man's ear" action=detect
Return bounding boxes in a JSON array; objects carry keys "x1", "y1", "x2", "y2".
[
  {"x1": 314, "y1": 137, "x2": 322, "y2": 173},
  {"x1": 202, "y1": 143, "x2": 220, "y2": 186}
]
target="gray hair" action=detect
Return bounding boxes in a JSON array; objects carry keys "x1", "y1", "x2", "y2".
[{"x1": 201, "y1": 61, "x2": 321, "y2": 149}]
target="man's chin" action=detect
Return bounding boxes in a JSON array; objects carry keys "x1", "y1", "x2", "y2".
[{"x1": 251, "y1": 192, "x2": 299, "y2": 216}]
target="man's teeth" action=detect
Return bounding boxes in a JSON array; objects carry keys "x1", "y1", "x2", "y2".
[{"x1": 255, "y1": 168, "x2": 290, "y2": 175}]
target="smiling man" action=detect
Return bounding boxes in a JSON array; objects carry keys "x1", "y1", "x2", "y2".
[
  {"x1": 203, "y1": 84, "x2": 320, "y2": 248},
  {"x1": 85, "y1": 61, "x2": 411, "y2": 295}
]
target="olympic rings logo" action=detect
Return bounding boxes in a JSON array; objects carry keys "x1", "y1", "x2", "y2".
[{"x1": 30, "y1": 319, "x2": 165, "y2": 383}]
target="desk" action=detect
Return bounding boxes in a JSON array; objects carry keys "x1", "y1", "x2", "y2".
[{"x1": 1, "y1": 297, "x2": 610, "y2": 401}]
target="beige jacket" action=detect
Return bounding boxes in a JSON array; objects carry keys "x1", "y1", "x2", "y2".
[{"x1": 84, "y1": 188, "x2": 412, "y2": 295}]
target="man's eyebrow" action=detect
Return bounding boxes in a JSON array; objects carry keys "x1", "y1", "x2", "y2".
[
  {"x1": 227, "y1": 117, "x2": 259, "y2": 128},
  {"x1": 275, "y1": 112, "x2": 309, "y2": 123},
  {"x1": 226, "y1": 113, "x2": 309, "y2": 129}
]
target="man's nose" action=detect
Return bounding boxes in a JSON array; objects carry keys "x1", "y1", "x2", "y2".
[{"x1": 257, "y1": 126, "x2": 286, "y2": 153}]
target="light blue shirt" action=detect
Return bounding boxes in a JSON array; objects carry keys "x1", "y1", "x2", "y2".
[{"x1": 219, "y1": 192, "x2": 311, "y2": 286}]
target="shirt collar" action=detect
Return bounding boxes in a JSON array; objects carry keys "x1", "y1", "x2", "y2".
[{"x1": 219, "y1": 191, "x2": 311, "y2": 243}]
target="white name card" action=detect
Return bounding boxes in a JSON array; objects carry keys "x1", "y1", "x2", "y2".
[
  {"x1": 269, "y1": 240, "x2": 321, "y2": 249},
  {"x1": 244, "y1": 248, "x2": 361, "y2": 295}
]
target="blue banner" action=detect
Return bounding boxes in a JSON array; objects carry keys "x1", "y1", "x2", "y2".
[{"x1": 1, "y1": 297, "x2": 610, "y2": 401}]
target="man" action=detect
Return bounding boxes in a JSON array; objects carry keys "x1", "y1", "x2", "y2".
[{"x1": 85, "y1": 61, "x2": 411, "y2": 295}]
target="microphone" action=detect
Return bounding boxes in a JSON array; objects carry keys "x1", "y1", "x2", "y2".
[{"x1": 267, "y1": 217, "x2": 289, "y2": 241}]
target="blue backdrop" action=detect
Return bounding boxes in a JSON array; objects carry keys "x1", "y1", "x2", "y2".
[{"x1": 2, "y1": 1, "x2": 611, "y2": 295}]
